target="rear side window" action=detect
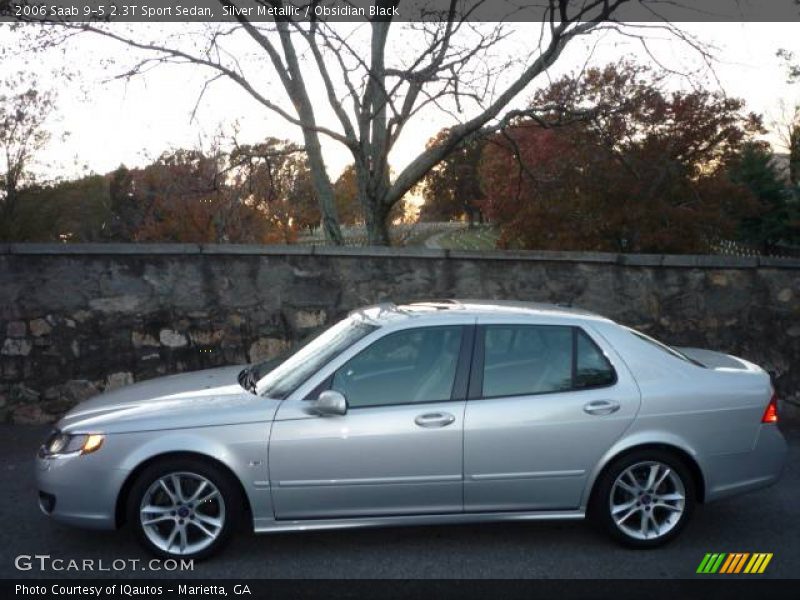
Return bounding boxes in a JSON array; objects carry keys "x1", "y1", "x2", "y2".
[
  {"x1": 482, "y1": 325, "x2": 573, "y2": 397},
  {"x1": 480, "y1": 325, "x2": 616, "y2": 398}
]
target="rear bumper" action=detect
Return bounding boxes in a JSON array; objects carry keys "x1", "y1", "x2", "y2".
[{"x1": 704, "y1": 425, "x2": 788, "y2": 502}]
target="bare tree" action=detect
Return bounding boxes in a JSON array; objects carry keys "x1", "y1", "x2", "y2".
[{"x1": 22, "y1": 0, "x2": 698, "y2": 244}]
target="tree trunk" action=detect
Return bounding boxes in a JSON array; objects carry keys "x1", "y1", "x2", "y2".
[
  {"x1": 271, "y1": 18, "x2": 344, "y2": 246},
  {"x1": 361, "y1": 188, "x2": 389, "y2": 245},
  {"x1": 365, "y1": 206, "x2": 391, "y2": 246},
  {"x1": 0, "y1": 175, "x2": 18, "y2": 237},
  {"x1": 295, "y1": 110, "x2": 343, "y2": 246},
  {"x1": 353, "y1": 160, "x2": 391, "y2": 246},
  {"x1": 790, "y1": 124, "x2": 800, "y2": 186}
]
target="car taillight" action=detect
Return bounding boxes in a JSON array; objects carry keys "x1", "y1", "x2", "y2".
[{"x1": 761, "y1": 392, "x2": 779, "y2": 424}]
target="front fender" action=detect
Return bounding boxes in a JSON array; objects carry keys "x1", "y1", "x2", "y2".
[{"x1": 114, "y1": 422, "x2": 273, "y2": 527}]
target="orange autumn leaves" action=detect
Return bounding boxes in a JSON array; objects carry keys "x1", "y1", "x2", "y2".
[{"x1": 119, "y1": 143, "x2": 316, "y2": 244}]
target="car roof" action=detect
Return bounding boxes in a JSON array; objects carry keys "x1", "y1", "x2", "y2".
[{"x1": 351, "y1": 300, "x2": 611, "y2": 325}]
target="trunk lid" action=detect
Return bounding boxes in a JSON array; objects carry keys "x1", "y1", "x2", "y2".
[{"x1": 675, "y1": 347, "x2": 764, "y2": 373}]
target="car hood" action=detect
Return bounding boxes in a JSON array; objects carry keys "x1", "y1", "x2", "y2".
[{"x1": 58, "y1": 365, "x2": 281, "y2": 434}]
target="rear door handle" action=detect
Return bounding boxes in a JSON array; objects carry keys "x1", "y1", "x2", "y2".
[
  {"x1": 583, "y1": 400, "x2": 620, "y2": 416},
  {"x1": 414, "y1": 412, "x2": 456, "y2": 428}
]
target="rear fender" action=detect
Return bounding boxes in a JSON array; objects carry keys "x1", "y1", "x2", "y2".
[{"x1": 580, "y1": 429, "x2": 705, "y2": 509}]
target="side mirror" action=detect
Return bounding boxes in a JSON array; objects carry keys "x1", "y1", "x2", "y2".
[{"x1": 313, "y1": 390, "x2": 348, "y2": 416}]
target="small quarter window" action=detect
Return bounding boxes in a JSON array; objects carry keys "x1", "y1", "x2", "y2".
[{"x1": 575, "y1": 330, "x2": 616, "y2": 388}]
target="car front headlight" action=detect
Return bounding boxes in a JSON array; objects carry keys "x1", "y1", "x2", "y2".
[{"x1": 39, "y1": 430, "x2": 105, "y2": 457}]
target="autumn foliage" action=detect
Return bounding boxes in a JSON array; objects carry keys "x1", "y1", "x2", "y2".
[
  {"x1": 479, "y1": 63, "x2": 764, "y2": 253},
  {"x1": 108, "y1": 139, "x2": 320, "y2": 244},
  {"x1": 419, "y1": 128, "x2": 485, "y2": 225},
  {"x1": 333, "y1": 165, "x2": 366, "y2": 226}
]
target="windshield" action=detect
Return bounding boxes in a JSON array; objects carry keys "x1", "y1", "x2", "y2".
[
  {"x1": 625, "y1": 327, "x2": 704, "y2": 367},
  {"x1": 256, "y1": 316, "x2": 380, "y2": 399}
]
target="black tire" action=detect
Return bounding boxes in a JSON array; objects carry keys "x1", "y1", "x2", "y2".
[
  {"x1": 590, "y1": 448, "x2": 696, "y2": 549},
  {"x1": 127, "y1": 456, "x2": 244, "y2": 560}
]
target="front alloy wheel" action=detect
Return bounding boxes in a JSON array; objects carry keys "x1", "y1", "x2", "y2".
[
  {"x1": 140, "y1": 472, "x2": 226, "y2": 556},
  {"x1": 128, "y1": 458, "x2": 242, "y2": 560},
  {"x1": 593, "y1": 450, "x2": 696, "y2": 548}
]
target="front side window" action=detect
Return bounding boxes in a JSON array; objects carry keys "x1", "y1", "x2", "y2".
[
  {"x1": 480, "y1": 325, "x2": 616, "y2": 398},
  {"x1": 257, "y1": 316, "x2": 379, "y2": 399},
  {"x1": 332, "y1": 326, "x2": 463, "y2": 408}
]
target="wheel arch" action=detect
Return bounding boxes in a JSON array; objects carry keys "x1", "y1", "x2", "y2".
[
  {"x1": 115, "y1": 451, "x2": 252, "y2": 528},
  {"x1": 585, "y1": 441, "x2": 706, "y2": 512}
]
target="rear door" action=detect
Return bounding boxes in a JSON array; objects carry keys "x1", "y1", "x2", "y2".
[{"x1": 463, "y1": 318, "x2": 640, "y2": 511}]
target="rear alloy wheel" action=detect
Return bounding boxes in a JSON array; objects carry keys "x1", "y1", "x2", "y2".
[
  {"x1": 593, "y1": 450, "x2": 696, "y2": 548},
  {"x1": 128, "y1": 458, "x2": 242, "y2": 560}
]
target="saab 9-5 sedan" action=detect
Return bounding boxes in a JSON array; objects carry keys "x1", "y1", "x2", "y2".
[{"x1": 37, "y1": 301, "x2": 787, "y2": 559}]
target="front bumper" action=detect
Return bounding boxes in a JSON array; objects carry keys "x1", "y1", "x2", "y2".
[
  {"x1": 36, "y1": 451, "x2": 130, "y2": 530},
  {"x1": 704, "y1": 424, "x2": 788, "y2": 502}
]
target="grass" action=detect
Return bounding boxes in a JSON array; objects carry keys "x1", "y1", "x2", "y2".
[
  {"x1": 296, "y1": 221, "x2": 466, "y2": 247},
  {"x1": 434, "y1": 225, "x2": 499, "y2": 251}
]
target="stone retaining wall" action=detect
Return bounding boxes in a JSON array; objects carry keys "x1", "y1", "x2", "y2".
[{"x1": 1, "y1": 243, "x2": 798, "y2": 423}]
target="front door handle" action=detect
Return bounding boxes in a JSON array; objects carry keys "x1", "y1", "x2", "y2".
[
  {"x1": 414, "y1": 412, "x2": 456, "y2": 428},
  {"x1": 583, "y1": 400, "x2": 621, "y2": 416}
]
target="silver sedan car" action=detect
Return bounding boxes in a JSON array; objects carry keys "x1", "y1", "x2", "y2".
[{"x1": 36, "y1": 301, "x2": 787, "y2": 559}]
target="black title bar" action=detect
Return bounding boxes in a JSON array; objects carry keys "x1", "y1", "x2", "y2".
[
  {"x1": 2, "y1": 0, "x2": 800, "y2": 23},
  {"x1": 4, "y1": 579, "x2": 800, "y2": 600}
]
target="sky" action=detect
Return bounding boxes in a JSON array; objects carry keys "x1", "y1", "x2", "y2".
[{"x1": 3, "y1": 21, "x2": 800, "y2": 185}]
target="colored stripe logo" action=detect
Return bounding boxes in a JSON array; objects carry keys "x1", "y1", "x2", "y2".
[{"x1": 697, "y1": 553, "x2": 773, "y2": 574}]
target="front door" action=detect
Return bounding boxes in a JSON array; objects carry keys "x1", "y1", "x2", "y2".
[
  {"x1": 464, "y1": 320, "x2": 641, "y2": 511},
  {"x1": 270, "y1": 325, "x2": 470, "y2": 519}
]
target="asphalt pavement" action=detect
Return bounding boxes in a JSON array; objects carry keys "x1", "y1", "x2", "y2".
[{"x1": 2, "y1": 424, "x2": 798, "y2": 579}]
